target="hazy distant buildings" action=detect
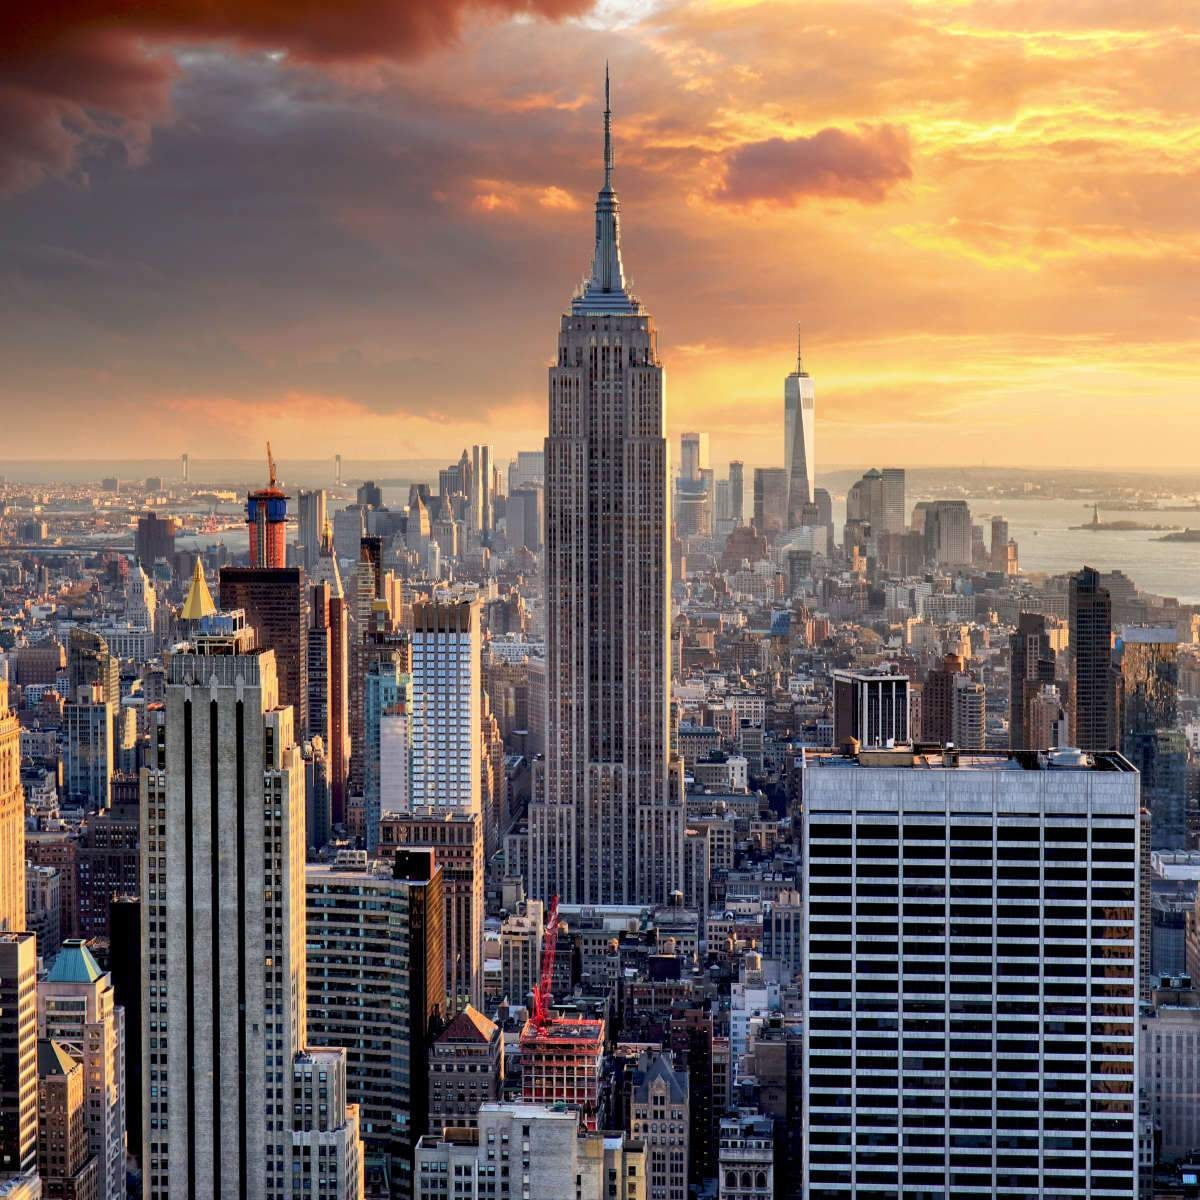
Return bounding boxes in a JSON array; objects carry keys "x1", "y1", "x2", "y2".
[
  {"x1": 784, "y1": 336, "x2": 815, "y2": 526},
  {"x1": 530, "y1": 71, "x2": 684, "y2": 907},
  {"x1": 676, "y1": 432, "x2": 714, "y2": 537},
  {"x1": 921, "y1": 499, "x2": 972, "y2": 567},
  {"x1": 752, "y1": 468, "x2": 788, "y2": 535},
  {"x1": 135, "y1": 512, "x2": 177, "y2": 571},
  {"x1": 728, "y1": 461, "x2": 744, "y2": 527},
  {"x1": 297, "y1": 489, "x2": 327, "y2": 572}
]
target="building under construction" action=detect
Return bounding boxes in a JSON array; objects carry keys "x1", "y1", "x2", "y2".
[
  {"x1": 246, "y1": 443, "x2": 288, "y2": 568},
  {"x1": 517, "y1": 893, "x2": 606, "y2": 1128}
]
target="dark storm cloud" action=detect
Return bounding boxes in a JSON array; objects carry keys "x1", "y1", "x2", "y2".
[
  {"x1": 0, "y1": 0, "x2": 591, "y2": 189},
  {"x1": 0, "y1": 50, "x2": 605, "y2": 423},
  {"x1": 713, "y1": 124, "x2": 912, "y2": 206}
]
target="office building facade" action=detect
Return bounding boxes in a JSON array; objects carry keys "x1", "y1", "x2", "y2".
[
  {"x1": 531, "y1": 71, "x2": 684, "y2": 907},
  {"x1": 801, "y1": 748, "x2": 1139, "y2": 1197}
]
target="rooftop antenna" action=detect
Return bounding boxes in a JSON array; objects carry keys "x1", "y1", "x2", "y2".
[
  {"x1": 603, "y1": 61, "x2": 613, "y2": 191},
  {"x1": 266, "y1": 441, "x2": 277, "y2": 488}
]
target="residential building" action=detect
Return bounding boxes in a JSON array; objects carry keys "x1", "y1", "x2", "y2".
[
  {"x1": 427, "y1": 1007, "x2": 503, "y2": 1134},
  {"x1": 718, "y1": 1111, "x2": 772, "y2": 1200},
  {"x1": 36, "y1": 1038, "x2": 98, "y2": 1199},
  {"x1": 629, "y1": 1050, "x2": 688, "y2": 1200},
  {"x1": 410, "y1": 600, "x2": 480, "y2": 815}
]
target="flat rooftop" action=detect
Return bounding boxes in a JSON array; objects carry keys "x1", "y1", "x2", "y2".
[{"x1": 813, "y1": 746, "x2": 1136, "y2": 773}]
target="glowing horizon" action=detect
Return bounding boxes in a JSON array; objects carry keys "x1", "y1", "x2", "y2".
[{"x1": 1, "y1": 0, "x2": 1196, "y2": 469}]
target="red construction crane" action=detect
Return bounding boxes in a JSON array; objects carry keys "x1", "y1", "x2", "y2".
[{"x1": 531, "y1": 894, "x2": 559, "y2": 1028}]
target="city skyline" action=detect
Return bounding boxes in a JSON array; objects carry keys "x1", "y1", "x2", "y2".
[{"x1": 1, "y1": 2, "x2": 1196, "y2": 468}]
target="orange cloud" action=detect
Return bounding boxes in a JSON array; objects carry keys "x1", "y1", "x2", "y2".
[{"x1": 711, "y1": 123, "x2": 912, "y2": 206}]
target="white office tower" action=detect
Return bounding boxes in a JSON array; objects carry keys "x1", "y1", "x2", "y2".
[
  {"x1": 801, "y1": 746, "x2": 1140, "y2": 1198},
  {"x1": 141, "y1": 626, "x2": 363, "y2": 1200},
  {"x1": 785, "y1": 328, "x2": 815, "y2": 526},
  {"x1": 38, "y1": 940, "x2": 125, "y2": 1200},
  {"x1": 531, "y1": 66, "x2": 684, "y2": 906},
  {"x1": 410, "y1": 600, "x2": 481, "y2": 814}
]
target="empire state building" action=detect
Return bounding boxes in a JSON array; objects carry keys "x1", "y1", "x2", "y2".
[{"x1": 529, "y1": 69, "x2": 685, "y2": 905}]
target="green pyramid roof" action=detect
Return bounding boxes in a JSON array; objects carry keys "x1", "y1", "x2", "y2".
[{"x1": 45, "y1": 939, "x2": 104, "y2": 985}]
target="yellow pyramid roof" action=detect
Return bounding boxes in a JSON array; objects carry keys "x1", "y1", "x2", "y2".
[{"x1": 181, "y1": 557, "x2": 216, "y2": 621}]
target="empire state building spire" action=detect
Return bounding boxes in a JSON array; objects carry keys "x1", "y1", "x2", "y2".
[{"x1": 574, "y1": 63, "x2": 639, "y2": 315}]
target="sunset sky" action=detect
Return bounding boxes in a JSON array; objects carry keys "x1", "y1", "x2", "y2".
[{"x1": 1, "y1": 0, "x2": 1197, "y2": 470}]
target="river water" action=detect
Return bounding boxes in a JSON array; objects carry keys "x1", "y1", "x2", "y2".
[{"x1": 931, "y1": 496, "x2": 1200, "y2": 604}]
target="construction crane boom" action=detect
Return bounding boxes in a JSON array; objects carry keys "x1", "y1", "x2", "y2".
[
  {"x1": 266, "y1": 441, "x2": 277, "y2": 488},
  {"x1": 531, "y1": 894, "x2": 559, "y2": 1028}
]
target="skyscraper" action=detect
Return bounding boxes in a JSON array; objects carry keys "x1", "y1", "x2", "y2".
[
  {"x1": 1070, "y1": 565, "x2": 1117, "y2": 751},
  {"x1": 0, "y1": 933, "x2": 37, "y2": 1184},
  {"x1": 305, "y1": 851, "x2": 445, "y2": 1197},
  {"x1": 0, "y1": 676, "x2": 24, "y2": 933},
  {"x1": 1009, "y1": 612, "x2": 1057, "y2": 749},
  {"x1": 1119, "y1": 626, "x2": 1185, "y2": 847},
  {"x1": 410, "y1": 600, "x2": 481, "y2": 815},
  {"x1": 135, "y1": 511, "x2": 178, "y2": 571},
  {"x1": 220, "y1": 565, "x2": 309, "y2": 735},
  {"x1": 728, "y1": 461, "x2": 744, "y2": 527},
  {"x1": 752, "y1": 467, "x2": 788, "y2": 535},
  {"x1": 309, "y1": 526, "x2": 350, "y2": 824},
  {"x1": 141, "y1": 619, "x2": 363, "y2": 1199},
  {"x1": 38, "y1": 939, "x2": 125, "y2": 1200},
  {"x1": 381, "y1": 811, "x2": 484, "y2": 1014},
  {"x1": 530, "y1": 68, "x2": 684, "y2": 906},
  {"x1": 246, "y1": 447, "x2": 288, "y2": 569},
  {"x1": 297, "y1": 489, "x2": 327, "y2": 572},
  {"x1": 832, "y1": 669, "x2": 910, "y2": 749},
  {"x1": 784, "y1": 330, "x2": 815, "y2": 525},
  {"x1": 802, "y1": 747, "x2": 1140, "y2": 1197}
]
